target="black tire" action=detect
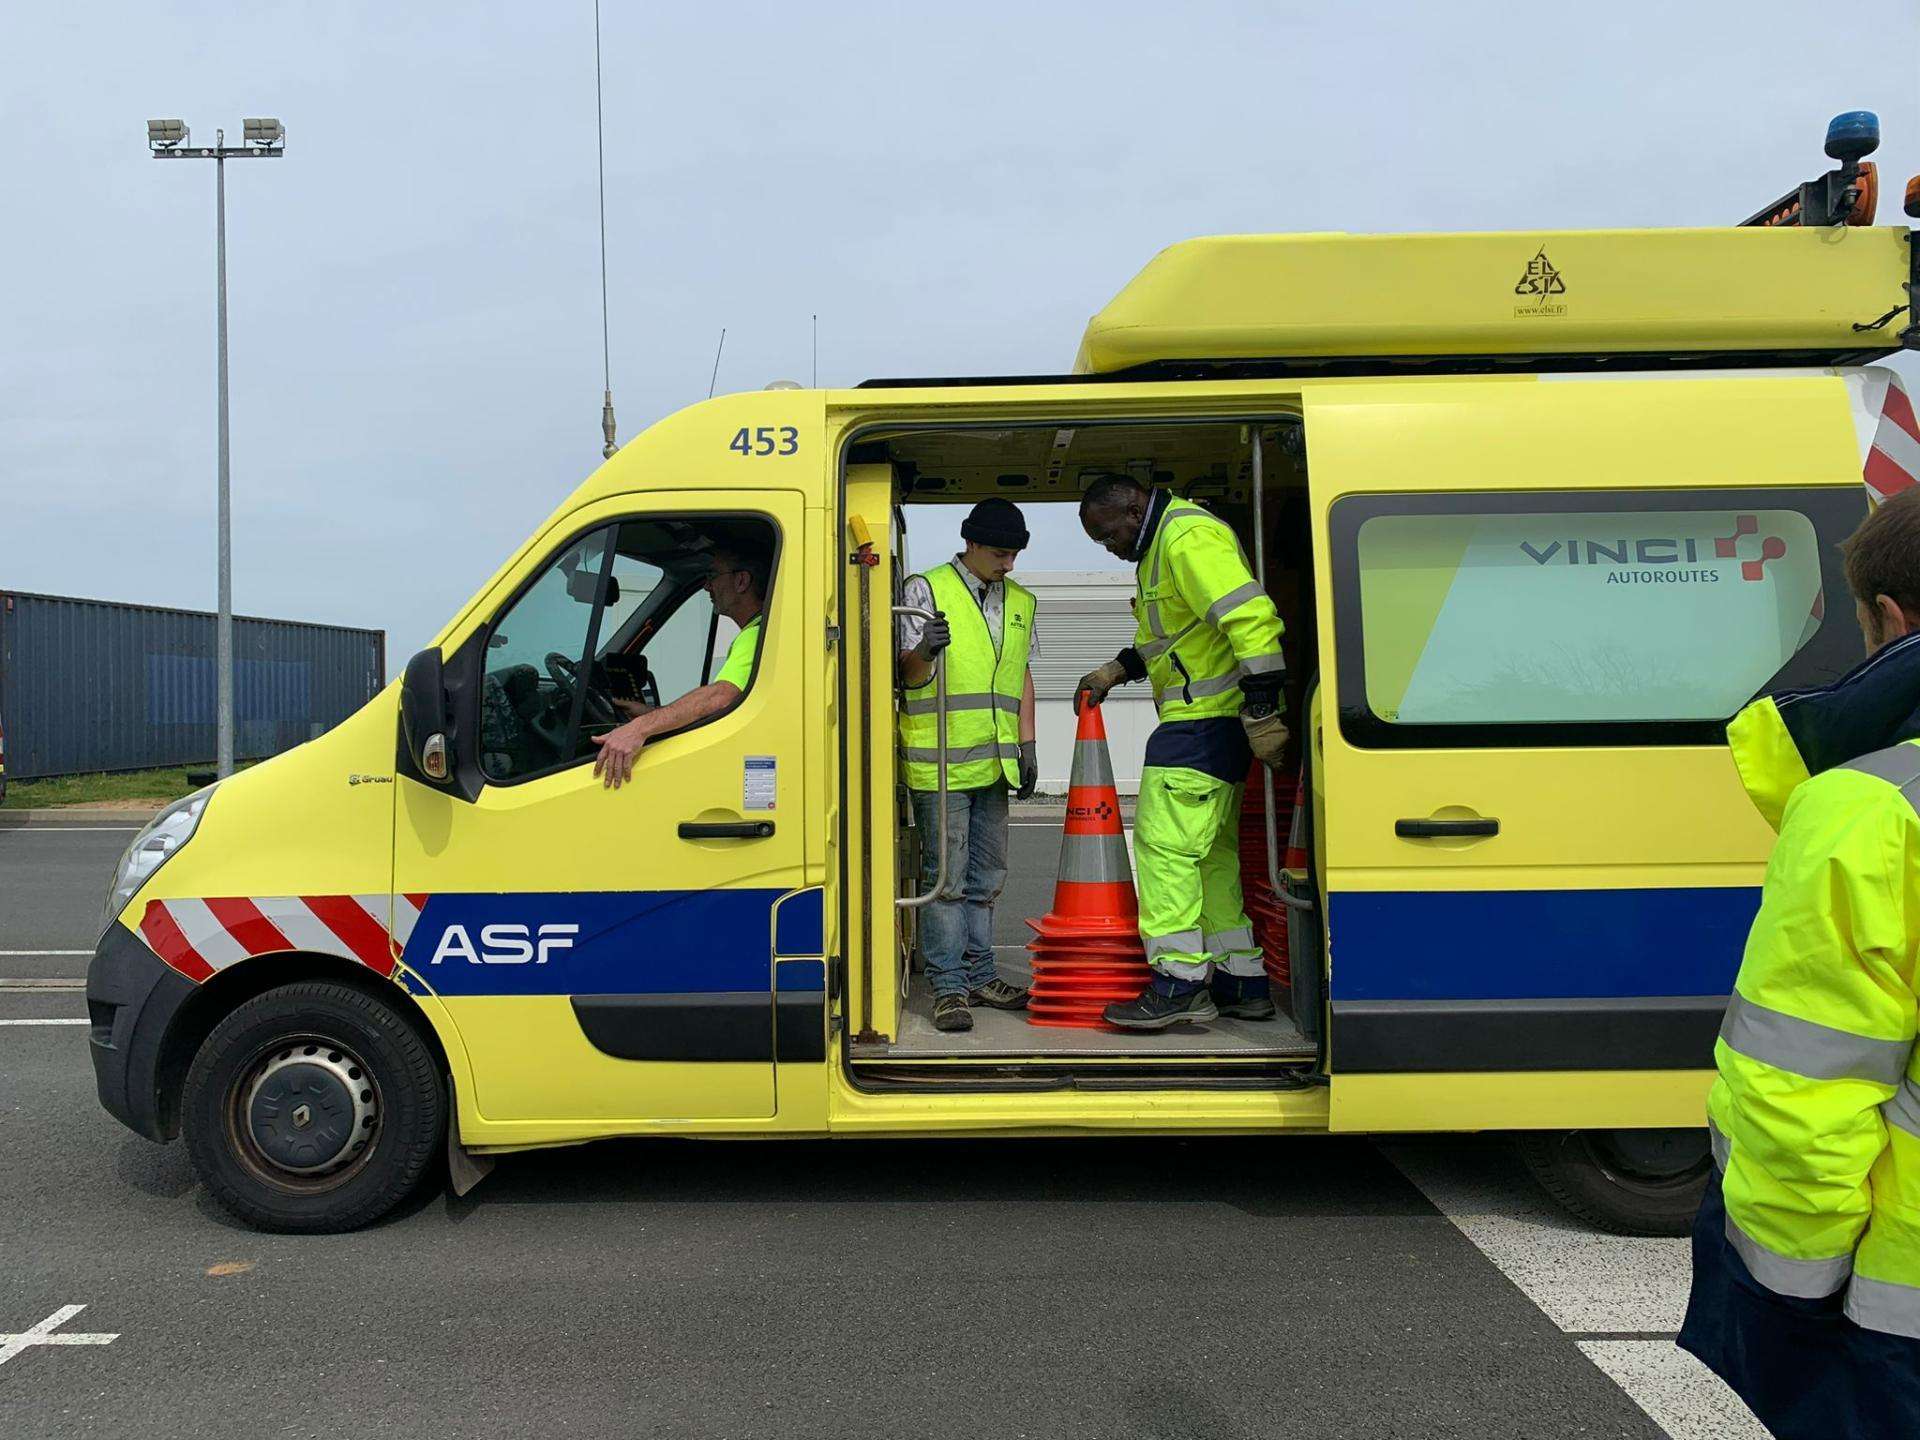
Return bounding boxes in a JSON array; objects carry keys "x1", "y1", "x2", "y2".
[
  {"x1": 1516, "y1": 1128, "x2": 1711, "y2": 1237},
  {"x1": 183, "y1": 981, "x2": 446, "y2": 1233}
]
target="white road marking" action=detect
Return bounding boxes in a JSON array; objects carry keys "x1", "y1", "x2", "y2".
[
  {"x1": 1386, "y1": 1139, "x2": 1768, "y2": 1440},
  {"x1": 0, "y1": 1306, "x2": 118, "y2": 1368},
  {"x1": 0, "y1": 1018, "x2": 90, "y2": 1026},
  {"x1": 0, "y1": 950, "x2": 92, "y2": 956},
  {"x1": 0, "y1": 827, "x2": 140, "y2": 834}
]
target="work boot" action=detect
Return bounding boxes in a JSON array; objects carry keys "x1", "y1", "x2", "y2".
[
  {"x1": 1103, "y1": 975, "x2": 1219, "y2": 1031},
  {"x1": 1210, "y1": 971, "x2": 1277, "y2": 1021},
  {"x1": 933, "y1": 993, "x2": 974, "y2": 1033},
  {"x1": 970, "y1": 978, "x2": 1030, "y2": 1011}
]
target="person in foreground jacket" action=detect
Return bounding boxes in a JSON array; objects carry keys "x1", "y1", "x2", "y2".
[{"x1": 1679, "y1": 485, "x2": 1920, "y2": 1438}]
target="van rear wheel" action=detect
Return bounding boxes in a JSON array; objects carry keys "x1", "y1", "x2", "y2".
[
  {"x1": 1515, "y1": 1128, "x2": 1710, "y2": 1237},
  {"x1": 183, "y1": 982, "x2": 446, "y2": 1233}
]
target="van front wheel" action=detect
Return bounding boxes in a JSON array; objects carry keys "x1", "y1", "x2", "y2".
[
  {"x1": 1515, "y1": 1128, "x2": 1710, "y2": 1237},
  {"x1": 183, "y1": 982, "x2": 446, "y2": 1233}
]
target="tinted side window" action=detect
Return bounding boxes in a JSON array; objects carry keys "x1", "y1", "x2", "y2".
[
  {"x1": 479, "y1": 513, "x2": 779, "y2": 785},
  {"x1": 1330, "y1": 487, "x2": 1869, "y2": 748}
]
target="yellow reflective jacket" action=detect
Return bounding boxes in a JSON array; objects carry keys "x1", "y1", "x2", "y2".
[
  {"x1": 898, "y1": 562, "x2": 1032, "y2": 791},
  {"x1": 1131, "y1": 496, "x2": 1285, "y2": 723},
  {"x1": 1711, "y1": 631, "x2": 1920, "y2": 1339}
]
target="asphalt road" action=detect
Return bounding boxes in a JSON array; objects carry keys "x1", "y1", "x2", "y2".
[{"x1": 0, "y1": 811, "x2": 1758, "y2": 1439}]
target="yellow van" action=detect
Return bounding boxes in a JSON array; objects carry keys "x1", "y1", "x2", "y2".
[{"x1": 88, "y1": 121, "x2": 1920, "y2": 1232}]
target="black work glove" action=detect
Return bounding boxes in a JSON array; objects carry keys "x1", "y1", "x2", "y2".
[
  {"x1": 1016, "y1": 740, "x2": 1038, "y2": 800},
  {"x1": 913, "y1": 611, "x2": 951, "y2": 660}
]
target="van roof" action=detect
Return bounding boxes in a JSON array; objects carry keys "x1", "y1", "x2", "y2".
[{"x1": 1069, "y1": 227, "x2": 1911, "y2": 375}]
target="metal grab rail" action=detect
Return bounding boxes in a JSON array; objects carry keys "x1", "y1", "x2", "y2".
[
  {"x1": 1251, "y1": 427, "x2": 1314, "y2": 914},
  {"x1": 892, "y1": 603, "x2": 950, "y2": 908}
]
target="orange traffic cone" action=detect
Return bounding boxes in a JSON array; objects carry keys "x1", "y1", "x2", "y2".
[{"x1": 1026, "y1": 701, "x2": 1152, "y2": 1030}]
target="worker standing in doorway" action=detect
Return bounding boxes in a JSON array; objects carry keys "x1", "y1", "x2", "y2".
[
  {"x1": 1678, "y1": 487, "x2": 1920, "y2": 1438},
  {"x1": 1075, "y1": 475, "x2": 1289, "y2": 1030},
  {"x1": 897, "y1": 499, "x2": 1039, "y2": 1034}
]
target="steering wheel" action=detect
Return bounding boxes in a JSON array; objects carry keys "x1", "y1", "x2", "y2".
[{"x1": 544, "y1": 651, "x2": 618, "y2": 728}]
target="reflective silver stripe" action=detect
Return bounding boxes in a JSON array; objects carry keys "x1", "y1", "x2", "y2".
[
  {"x1": 1724, "y1": 1214, "x2": 1853, "y2": 1298},
  {"x1": 1057, "y1": 833, "x2": 1132, "y2": 883},
  {"x1": 901, "y1": 744, "x2": 1004, "y2": 765},
  {"x1": 1707, "y1": 1118, "x2": 1731, "y2": 1172},
  {"x1": 1205, "y1": 581, "x2": 1264, "y2": 626},
  {"x1": 1144, "y1": 598, "x2": 1165, "y2": 639},
  {"x1": 1138, "y1": 619, "x2": 1198, "y2": 660},
  {"x1": 1842, "y1": 741, "x2": 1920, "y2": 803},
  {"x1": 1720, "y1": 991, "x2": 1913, "y2": 1086},
  {"x1": 1144, "y1": 928, "x2": 1205, "y2": 961},
  {"x1": 1884, "y1": 1078, "x2": 1920, "y2": 1140},
  {"x1": 1846, "y1": 1274, "x2": 1920, "y2": 1339},
  {"x1": 899, "y1": 693, "x2": 1019, "y2": 716},
  {"x1": 1070, "y1": 740, "x2": 1115, "y2": 789},
  {"x1": 1237, "y1": 652, "x2": 1286, "y2": 677},
  {"x1": 1204, "y1": 926, "x2": 1256, "y2": 955},
  {"x1": 1186, "y1": 671, "x2": 1242, "y2": 700}
]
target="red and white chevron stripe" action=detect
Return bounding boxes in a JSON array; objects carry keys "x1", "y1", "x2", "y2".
[
  {"x1": 1849, "y1": 368, "x2": 1919, "y2": 504},
  {"x1": 137, "y1": 893, "x2": 429, "y2": 983}
]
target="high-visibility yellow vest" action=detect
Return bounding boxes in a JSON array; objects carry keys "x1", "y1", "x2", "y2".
[
  {"x1": 1132, "y1": 498, "x2": 1285, "y2": 723},
  {"x1": 898, "y1": 562, "x2": 1033, "y2": 791},
  {"x1": 1709, "y1": 692, "x2": 1920, "y2": 1339}
]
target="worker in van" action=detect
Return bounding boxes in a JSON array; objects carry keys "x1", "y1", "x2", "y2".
[
  {"x1": 896, "y1": 498, "x2": 1038, "y2": 1033},
  {"x1": 1074, "y1": 476, "x2": 1288, "y2": 1030},
  {"x1": 591, "y1": 543, "x2": 768, "y2": 789},
  {"x1": 1678, "y1": 486, "x2": 1920, "y2": 1438}
]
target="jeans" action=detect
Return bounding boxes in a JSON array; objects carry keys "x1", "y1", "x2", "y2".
[{"x1": 910, "y1": 783, "x2": 1009, "y2": 997}]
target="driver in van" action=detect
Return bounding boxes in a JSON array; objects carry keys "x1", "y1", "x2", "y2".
[{"x1": 591, "y1": 543, "x2": 768, "y2": 789}]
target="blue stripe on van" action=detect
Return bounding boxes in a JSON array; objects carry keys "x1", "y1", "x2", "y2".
[
  {"x1": 404, "y1": 889, "x2": 784, "y2": 997},
  {"x1": 773, "y1": 887, "x2": 824, "y2": 956},
  {"x1": 1327, "y1": 886, "x2": 1761, "y2": 1001}
]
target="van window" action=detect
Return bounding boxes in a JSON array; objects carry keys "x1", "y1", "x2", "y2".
[
  {"x1": 1330, "y1": 487, "x2": 1869, "y2": 748},
  {"x1": 479, "y1": 514, "x2": 778, "y2": 783}
]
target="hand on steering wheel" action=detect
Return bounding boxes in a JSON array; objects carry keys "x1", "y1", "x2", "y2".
[{"x1": 544, "y1": 651, "x2": 618, "y2": 727}]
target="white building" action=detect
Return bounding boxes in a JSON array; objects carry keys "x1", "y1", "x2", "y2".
[{"x1": 1021, "y1": 570, "x2": 1152, "y2": 795}]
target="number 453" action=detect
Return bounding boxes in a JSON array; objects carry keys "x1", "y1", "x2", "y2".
[{"x1": 729, "y1": 426, "x2": 799, "y2": 457}]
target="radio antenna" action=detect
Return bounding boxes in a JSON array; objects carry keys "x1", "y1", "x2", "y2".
[
  {"x1": 594, "y1": 0, "x2": 617, "y2": 458},
  {"x1": 812, "y1": 313, "x2": 818, "y2": 388},
  {"x1": 708, "y1": 327, "x2": 727, "y2": 399}
]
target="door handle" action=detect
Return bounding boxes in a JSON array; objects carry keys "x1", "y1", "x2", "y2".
[
  {"x1": 679, "y1": 820, "x2": 775, "y2": 839},
  {"x1": 1395, "y1": 817, "x2": 1499, "y2": 838}
]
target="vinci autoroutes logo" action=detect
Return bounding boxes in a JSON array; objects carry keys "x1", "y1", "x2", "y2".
[
  {"x1": 1714, "y1": 515, "x2": 1787, "y2": 581},
  {"x1": 1518, "y1": 515, "x2": 1783, "y2": 586}
]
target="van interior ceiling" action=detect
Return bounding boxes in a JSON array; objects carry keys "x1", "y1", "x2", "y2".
[{"x1": 848, "y1": 416, "x2": 1323, "y2": 1080}]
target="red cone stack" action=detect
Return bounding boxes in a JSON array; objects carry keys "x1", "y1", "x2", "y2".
[
  {"x1": 1239, "y1": 761, "x2": 1299, "y2": 993},
  {"x1": 1025, "y1": 702, "x2": 1150, "y2": 1030}
]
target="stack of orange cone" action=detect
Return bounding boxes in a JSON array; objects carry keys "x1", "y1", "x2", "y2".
[
  {"x1": 1239, "y1": 760, "x2": 1296, "y2": 992},
  {"x1": 1025, "y1": 702, "x2": 1151, "y2": 1030}
]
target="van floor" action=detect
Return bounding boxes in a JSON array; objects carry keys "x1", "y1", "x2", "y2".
[{"x1": 856, "y1": 955, "x2": 1316, "y2": 1060}]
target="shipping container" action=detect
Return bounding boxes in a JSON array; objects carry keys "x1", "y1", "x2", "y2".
[{"x1": 0, "y1": 590, "x2": 385, "y2": 783}]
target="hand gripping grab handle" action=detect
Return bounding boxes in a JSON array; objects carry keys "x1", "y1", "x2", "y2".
[{"x1": 893, "y1": 604, "x2": 950, "y2": 909}]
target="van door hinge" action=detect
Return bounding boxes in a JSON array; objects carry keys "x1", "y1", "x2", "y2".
[{"x1": 825, "y1": 623, "x2": 841, "y2": 651}]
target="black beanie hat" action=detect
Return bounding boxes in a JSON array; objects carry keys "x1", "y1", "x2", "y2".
[{"x1": 960, "y1": 497, "x2": 1030, "y2": 550}]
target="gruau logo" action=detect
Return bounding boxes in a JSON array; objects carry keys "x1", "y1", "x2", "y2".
[{"x1": 1513, "y1": 248, "x2": 1567, "y2": 318}]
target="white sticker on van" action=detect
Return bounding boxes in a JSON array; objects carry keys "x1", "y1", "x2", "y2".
[{"x1": 744, "y1": 755, "x2": 776, "y2": 811}]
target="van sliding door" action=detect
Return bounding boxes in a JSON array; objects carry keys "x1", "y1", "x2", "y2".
[{"x1": 1304, "y1": 374, "x2": 1869, "y2": 1132}]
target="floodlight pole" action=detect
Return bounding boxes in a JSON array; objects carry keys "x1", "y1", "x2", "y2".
[
  {"x1": 215, "y1": 136, "x2": 231, "y2": 780},
  {"x1": 152, "y1": 125, "x2": 282, "y2": 779}
]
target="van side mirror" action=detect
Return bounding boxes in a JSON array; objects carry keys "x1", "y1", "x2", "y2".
[{"x1": 399, "y1": 648, "x2": 453, "y2": 783}]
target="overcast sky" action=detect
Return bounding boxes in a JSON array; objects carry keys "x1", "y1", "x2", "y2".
[{"x1": 5, "y1": 1, "x2": 1917, "y2": 666}]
